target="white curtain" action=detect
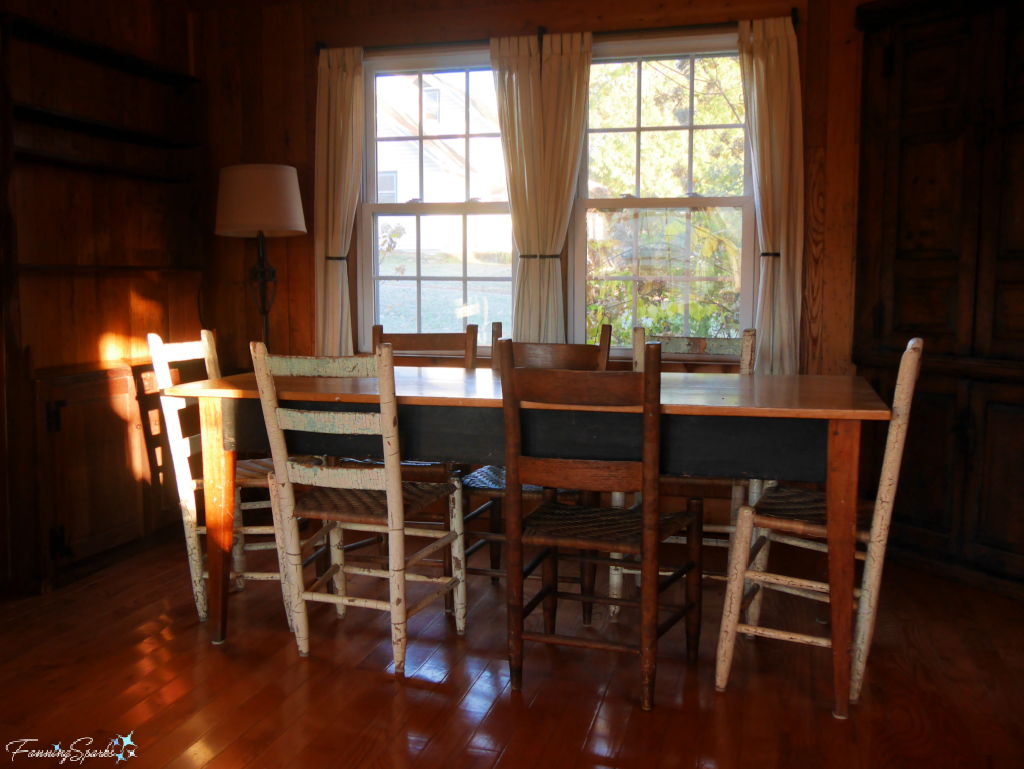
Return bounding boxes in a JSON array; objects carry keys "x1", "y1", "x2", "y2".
[
  {"x1": 739, "y1": 18, "x2": 804, "y2": 374},
  {"x1": 491, "y1": 33, "x2": 591, "y2": 343},
  {"x1": 314, "y1": 48, "x2": 363, "y2": 356}
]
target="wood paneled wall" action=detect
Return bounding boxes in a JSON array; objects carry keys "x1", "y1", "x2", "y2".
[{"x1": 0, "y1": 0, "x2": 201, "y2": 589}]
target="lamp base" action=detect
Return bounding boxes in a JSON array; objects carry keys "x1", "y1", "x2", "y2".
[{"x1": 247, "y1": 231, "x2": 277, "y2": 348}]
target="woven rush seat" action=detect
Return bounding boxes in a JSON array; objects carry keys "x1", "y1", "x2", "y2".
[
  {"x1": 233, "y1": 456, "x2": 324, "y2": 488},
  {"x1": 522, "y1": 501, "x2": 695, "y2": 555},
  {"x1": 753, "y1": 486, "x2": 874, "y2": 531},
  {"x1": 294, "y1": 481, "x2": 456, "y2": 525},
  {"x1": 462, "y1": 465, "x2": 579, "y2": 500}
]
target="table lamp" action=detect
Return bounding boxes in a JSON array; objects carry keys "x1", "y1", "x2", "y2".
[{"x1": 216, "y1": 164, "x2": 307, "y2": 349}]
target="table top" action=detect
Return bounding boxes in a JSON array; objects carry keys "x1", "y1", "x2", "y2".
[{"x1": 166, "y1": 368, "x2": 891, "y2": 421}]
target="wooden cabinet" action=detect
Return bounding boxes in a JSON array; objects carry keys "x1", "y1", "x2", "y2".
[{"x1": 857, "y1": 0, "x2": 1024, "y2": 590}]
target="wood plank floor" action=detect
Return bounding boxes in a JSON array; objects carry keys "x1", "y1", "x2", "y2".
[{"x1": 1, "y1": 539, "x2": 1022, "y2": 768}]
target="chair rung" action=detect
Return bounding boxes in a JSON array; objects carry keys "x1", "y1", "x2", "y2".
[
  {"x1": 237, "y1": 525, "x2": 275, "y2": 535},
  {"x1": 405, "y1": 530, "x2": 457, "y2": 568},
  {"x1": 300, "y1": 521, "x2": 336, "y2": 550},
  {"x1": 307, "y1": 564, "x2": 341, "y2": 594},
  {"x1": 658, "y1": 561, "x2": 695, "y2": 593},
  {"x1": 657, "y1": 601, "x2": 694, "y2": 637},
  {"x1": 304, "y1": 592, "x2": 391, "y2": 611},
  {"x1": 341, "y1": 565, "x2": 445, "y2": 583},
  {"x1": 407, "y1": 577, "x2": 459, "y2": 618},
  {"x1": 464, "y1": 530, "x2": 505, "y2": 542},
  {"x1": 746, "y1": 570, "x2": 830, "y2": 594},
  {"x1": 523, "y1": 586, "x2": 551, "y2": 619},
  {"x1": 239, "y1": 501, "x2": 271, "y2": 511},
  {"x1": 664, "y1": 535, "x2": 731, "y2": 548},
  {"x1": 465, "y1": 540, "x2": 487, "y2": 558},
  {"x1": 241, "y1": 541, "x2": 278, "y2": 551},
  {"x1": 463, "y1": 499, "x2": 495, "y2": 523},
  {"x1": 202, "y1": 570, "x2": 280, "y2": 581},
  {"x1": 737, "y1": 623, "x2": 832, "y2": 648},
  {"x1": 522, "y1": 631, "x2": 639, "y2": 655},
  {"x1": 767, "y1": 532, "x2": 868, "y2": 561}
]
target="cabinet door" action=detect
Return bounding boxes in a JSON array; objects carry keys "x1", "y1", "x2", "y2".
[
  {"x1": 962, "y1": 382, "x2": 1024, "y2": 578},
  {"x1": 860, "y1": 368, "x2": 968, "y2": 557},
  {"x1": 858, "y1": 13, "x2": 987, "y2": 356},
  {"x1": 45, "y1": 375, "x2": 146, "y2": 565},
  {"x1": 974, "y1": 4, "x2": 1024, "y2": 360}
]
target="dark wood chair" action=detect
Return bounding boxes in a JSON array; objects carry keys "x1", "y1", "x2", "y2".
[
  {"x1": 372, "y1": 324, "x2": 478, "y2": 368},
  {"x1": 460, "y1": 321, "x2": 611, "y2": 585},
  {"x1": 498, "y1": 337, "x2": 703, "y2": 711}
]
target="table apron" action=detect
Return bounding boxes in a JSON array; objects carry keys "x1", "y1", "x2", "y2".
[{"x1": 223, "y1": 399, "x2": 829, "y2": 483}]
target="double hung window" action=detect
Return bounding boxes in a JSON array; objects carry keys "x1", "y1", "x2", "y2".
[{"x1": 360, "y1": 50, "x2": 514, "y2": 350}]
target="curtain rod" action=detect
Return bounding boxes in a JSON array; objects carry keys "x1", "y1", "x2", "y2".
[{"x1": 312, "y1": 10, "x2": 797, "y2": 55}]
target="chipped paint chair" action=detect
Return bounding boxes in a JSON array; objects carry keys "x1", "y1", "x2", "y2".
[
  {"x1": 715, "y1": 338, "x2": 923, "y2": 714},
  {"x1": 251, "y1": 342, "x2": 466, "y2": 674}
]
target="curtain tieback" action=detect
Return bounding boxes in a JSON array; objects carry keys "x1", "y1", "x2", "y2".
[
  {"x1": 760, "y1": 252, "x2": 781, "y2": 257},
  {"x1": 519, "y1": 254, "x2": 560, "y2": 259},
  {"x1": 326, "y1": 256, "x2": 347, "y2": 261}
]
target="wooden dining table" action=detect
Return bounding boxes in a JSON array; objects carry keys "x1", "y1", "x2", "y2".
[{"x1": 166, "y1": 366, "x2": 890, "y2": 718}]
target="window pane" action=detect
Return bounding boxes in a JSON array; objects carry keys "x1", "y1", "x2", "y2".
[
  {"x1": 376, "y1": 215, "x2": 416, "y2": 277},
  {"x1": 469, "y1": 70, "x2": 500, "y2": 134},
  {"x1": 589, "y1": 62, "x2": 637, "y2": 129},
  {"x1": 422, "y1": 71, "x2": 466, "y2": 136},
  {"x1": 586, "y1": 279, "x2": 632, "y2": 346},
  {"x1": 421, "y1": 215, "x2": 463, "y2": 276},
  {"x1": 637, "y1": 280, "x2": 691, "y2": 336},
  {"x1": 588, "y1": 131, "x2": 636, "y2": 198},
  {"x1": 636, "y1": 209, "x2": 689, "y2": 276},
  {"x1": 377, "y1": 280, "x2": 417, "y2": 332},
  {"x1": 587, "y1": 208, "x2": 634, "y2": 277},
  {"x1": 377, "y1": 140, "x2": 420, "y2": 203},
  {"x1": 421, "y1": 281, "x2": 466, "y2": 333},
  {"x1": 692, "y1": 207, "x2": 743, "y2": 284},
  {"x1": 692, "y1": 128, "x2": 745, "y2": 196},
  {"x1": 466, "y1": 281, "x2": 512, "y2": 343},
  {"x1": 639, "y1": 130, "x2": 689, "y2": 198},
  {"x1": 468, "y1": 136, "x2": 508, "y2": 202},
  {"x1": 641, "y1": 59, "x2": 691, "y2": 127},
  {"x1": 468, "y1": 214, "x2": 513, "y2": 277},
  {"x1": 423, "y1": 138, "x2": 466, "y2": 202},
  {"x1": 376, "y1": 74, "x2": 419, "y2": 138},
  {"x1": 694, "y1": 56, "x2": 744, "y2": 125}
]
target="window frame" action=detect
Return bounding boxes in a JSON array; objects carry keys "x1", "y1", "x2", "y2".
[
  {"x1": 567, "y1": 30, "x2": 757, "y2": 352},
  {"x1": 358, "y1": 46, "x2": 515, "y2": 353}
]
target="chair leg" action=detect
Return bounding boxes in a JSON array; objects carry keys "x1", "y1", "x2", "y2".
[
  {"x1": 685, "y1": 498, "x2": 703, "y2": 663},
  {"x1": 608, "y1": 552, "x2": 623, "y2": 623},
  {"x1": 489, "y1": 497, "x2": 503, "y2": 584},
  {"x1": 442, "y1": 508, "x2": 455, "y2": 615},
  {"x1": 639, "y1": 517, "x2": 659, "y2": 711},
  {"x1": 232, "y1": 488, "x2": 246, "y2": 591},
  {"x1": 506, "y1": 498, "x2": 525, "y2": 692},
  {"x1": 450, "y1": 478, "x2": 467, "y2": 635},
  {"x1": 389, "y1": 516, "x2": 408, "y2": 678},
  {"x1": 270, "y1": 476, "x2": 309, "y2": 656},
  {"x1": 181, "y1": 501, "x2": 208, "y2": 621},
  {"x1": 329, "y1": 524, "x2": 347, "y2": 618},
  {"x1": 745, "y1": 531, "x2": 770, "y2": 634},
  {"x1": 542, "y1": 547, "x2": 558, "y2": 634},
  {"x1": 716, "y1": 505, "x2": 755, "y2": 691},
  {"x1": 851, "y1": 517, "x2": 890, "y2": 704},
  {"x1": 269, "y1": 490, "x2": 294, "y2": 632},
  {"x1": 580, "y1": 549, "x2": 598, "y2": 626}
]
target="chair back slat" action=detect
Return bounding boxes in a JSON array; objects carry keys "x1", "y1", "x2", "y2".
[
  {"x1": 276, "y1": 408, "x2": 382, "y2": 436},
  {"x1": 374, "y1": 324, "x2": 478, "y2": 368},
  {"x1": 266, "y1": 354, "x2": 377, "y2": 379},
  {"x1": 513, "y1": 368, "x2": 643, "y2": 409},
  {"x1": 286, "y1": 460, "x2": 387, "y2": 490},
  {"x1": 149, "y1": 330, "x2": 220, "y2": 388},
  {"x1": 186, "y1": 433, "x2": 202, "y2": 458},
  {"x1": 490, "y1": 322, "x2": 611, "y2": 373},
  {"x1": 632, "y1": 327, "x2": 756, "y2": 373},
  {"x1": 519, "y1": 457, "x2": 643, "y2": 493}
]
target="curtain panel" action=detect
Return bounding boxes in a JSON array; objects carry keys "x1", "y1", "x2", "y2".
[
  {"x1": 739, "y1": 18, "x2": 804, "y2": 374},
  {"x1": 314, "y1": 48, "x2": 363, "y2": 356},
  {"x1": 490, "y1": 33, "x2": 591, "y2": 343}
]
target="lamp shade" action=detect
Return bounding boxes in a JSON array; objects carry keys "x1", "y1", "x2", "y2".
[{"x1": 215, "y1": 164, "x2": 307, "y2": 237}]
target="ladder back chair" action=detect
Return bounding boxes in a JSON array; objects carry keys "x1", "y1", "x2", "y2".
[
  {"x1": 715, "y1": 338, "x2": 924, "y2": 716},
  {"x1": 459, "y1": 321, "x2": 611, "y2": 585},
  {"x1": 498, "y1": 338, "x2": 703, "y2": 711},
  {"x1": 250, "y1": 342, "x2": 467, "y2": 673},
  {"x1": 149, "y1": 331, "x2": 302, "y2": 621},
  {"x1": 608, "y1": 327, "x2": 757, "y2": 618},
  {"x1": 372, "y1": 324, "x2": 478, "y2": 368}
]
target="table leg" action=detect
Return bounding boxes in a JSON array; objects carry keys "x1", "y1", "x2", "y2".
[
  {"x1": 826, "y1": 418, "x2": 860, "y2": 719},
  {"x1": 200, "y1": 397, "x2": 235, "y2": 644}
]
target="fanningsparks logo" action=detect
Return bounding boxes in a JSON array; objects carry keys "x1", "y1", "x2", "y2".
[{"x1": 5, "y1": 733, "x2": 137, "y2": 763}]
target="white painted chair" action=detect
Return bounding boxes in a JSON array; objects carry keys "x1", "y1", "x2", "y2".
[
  {"x1": 251, "y1": 341, "x2": 467, "y2": 673},
  {"x1": 715, "y1": 338, "x2": 923, "y2": 706},
  {"x1": 149, "y1": 331, "x2": 291, "y2": 621},
  {"x1": 608, "y1": 327, "x2": 757, "y2": 619}
]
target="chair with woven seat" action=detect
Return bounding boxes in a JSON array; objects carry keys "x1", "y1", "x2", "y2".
[
  {"x1": 607, "y1": 326, "x2": 757, "y2": 619},
  {"x1": 251, "y1": 341, "x2": 466, "y2": 672},
  {"x1": 715, "y1": 337, "x2": 923, "y2": 712},
  {"x1": 149, "y1": 331, "x2": 326, "y2": 623},
  {"x1": 498, "y1": 337, "x2": 702, "y2": 710},
  {"x1": 459, "y1": 321, "x2": 611, "y2": 584}
]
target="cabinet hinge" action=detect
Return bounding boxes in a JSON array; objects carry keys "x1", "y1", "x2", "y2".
[{"x1": 45, "y1": 399, "x2": 67, "y2": 432}]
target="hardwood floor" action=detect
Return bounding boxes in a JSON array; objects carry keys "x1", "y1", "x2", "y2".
[{"x1": 1, "y1": 538, "x2": 1022, "y2": 768}]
